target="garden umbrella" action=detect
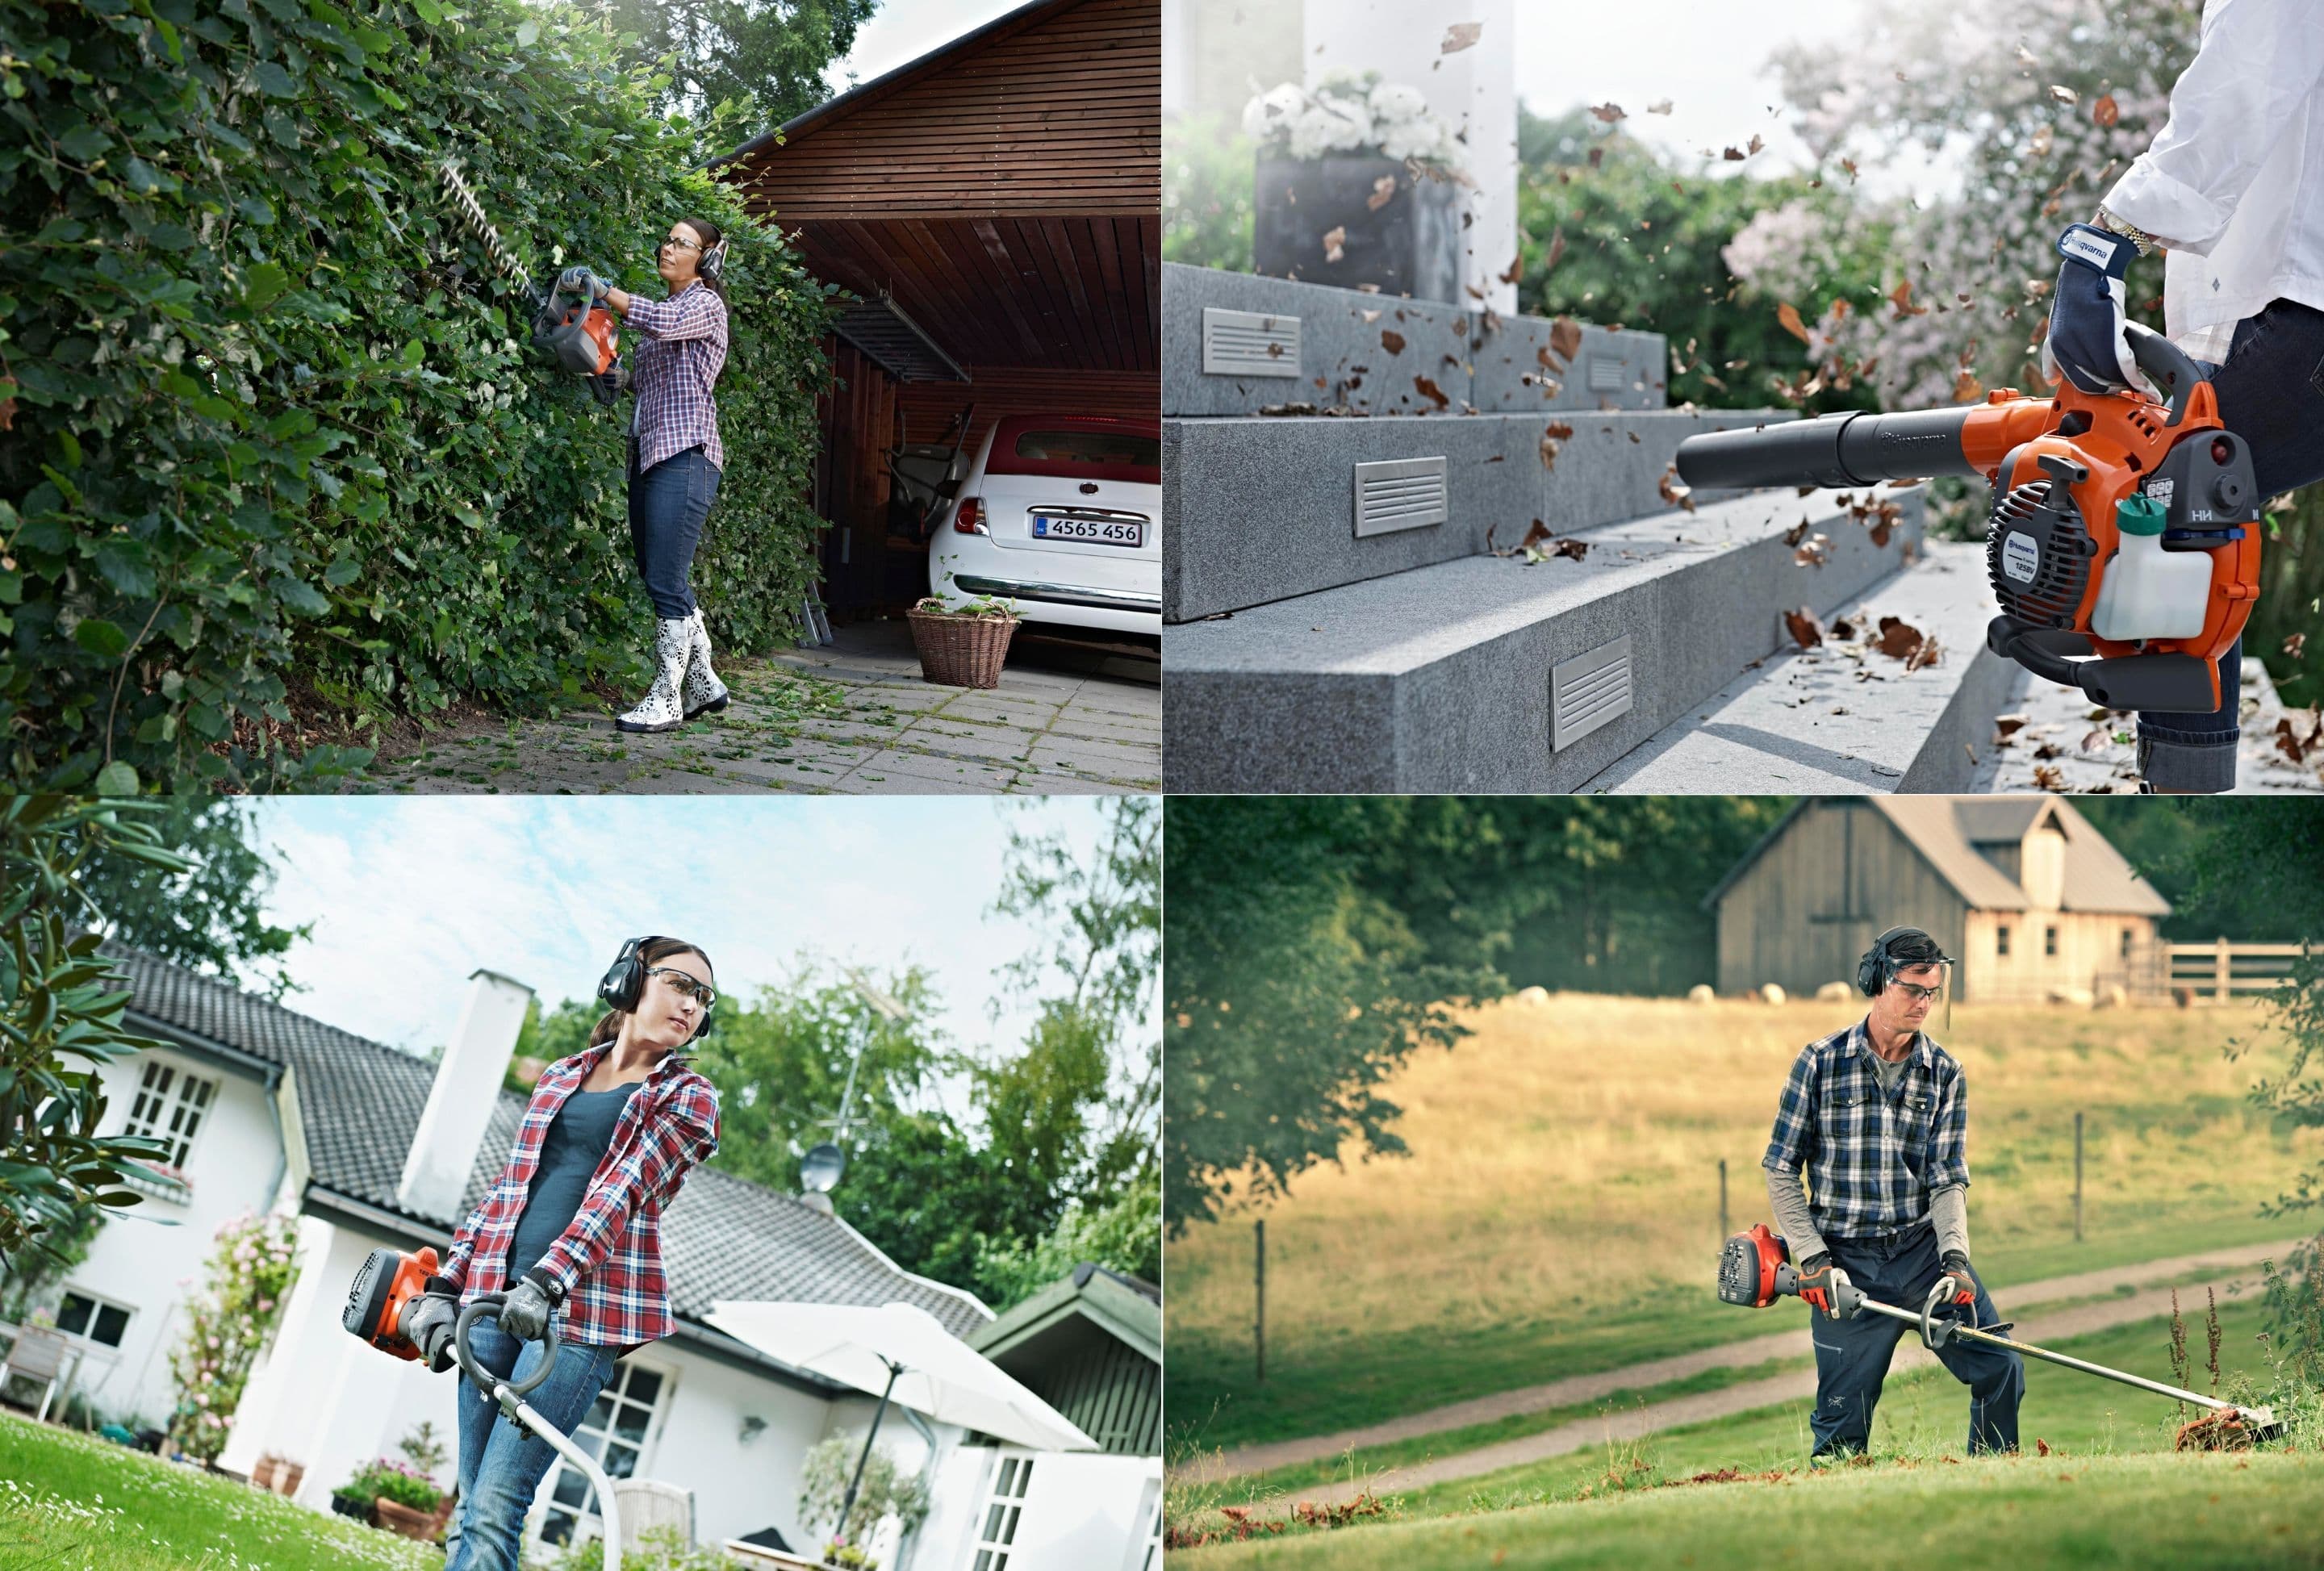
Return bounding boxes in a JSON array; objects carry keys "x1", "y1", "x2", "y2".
[{"x1": 706, "y1": 1300, "x2": 1097, "y2": 1534}]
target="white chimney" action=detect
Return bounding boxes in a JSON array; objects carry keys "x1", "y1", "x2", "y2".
[{"x1": 398, "y1": 968, "x2": 534, "y2": 1222}]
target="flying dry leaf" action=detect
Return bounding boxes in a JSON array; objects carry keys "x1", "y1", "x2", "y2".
[
  {"x1": 1367, "y1": 174, "x2": 1398, "y2": 211},
  {"x1": 1360, "y1": 308, "x2": 1381, "y2": 324},
  {"x1": 2278, "y1": 712, "x2": 2320, "y2": 764},
  {"x1": 1829, "y1": 616, "x2": 1859, "y2": 641},
  {"x1": 1499, "y1": 253, "x2": 1524, "y2": 285},
  {"x1": 1441, "y1": 21, "x2": 1482, "y2": 53},
  {"x1": 1723, "y1": 146, "x2": 1746, "y2": 161},
  {"x1": 1747, "y1": 133, "x2": 1764, "y2": 156},
  {"x1": 1658, "y1": 464, "x2": 1697, "y2": 513},
  {"x1": 1875, "y1": 616, "x2": 1925, "y2": 660},
  {"x1": 2033, "y1": 763, "x2": 2066, "y2": 791},
  {"x1": 1840, "y1": 157, "x2": 1858, "y2": 182},
  {"x1": 1520, "y1": 519, "x2": 1553, "y2": 551},
  {"x1": 0, "y1": 397, "x2": 14, "y2": 433},
  {"x1": 1831, "y1": 298, "x2": 1852, "y2": 320},
  {"x1": 2284, "y1": 633, "x2": 2308, "y2": 660},
  {"x1": 1543, "y1": 228, "x2": 1567, "y2": 274},
  {"x1": 2016, "y1": 44, "x2": 2040, "y2": 69},
  {"x1": 1647, "y1": 98, "x2": 1674, "y2": 115},
  {"x1": 1591, "y1": 102, "x2": 1626, "y2": 123},
  {"x1": 1953, "y1": 368, "x2": 1984, "y2": 402},
  {"x1": 1995, "y1": 713, "x2": 2029, "y2": 741},
  {"x1": 1587, "y1": 146, "x2": 1604, "y2": 169},
  {"x1": 1550, "y1": 316, "x2": 1583, "y2": 364},
  {"x1": 1795, "y1": 533, "x2": 1832, "y2": 568},
  {"x1": 1539, "y1": 424, "x2": 1568, "y2": 471},
  {"x1": 1785, "y1": 608, "x2": 1825, "y2": 650},
  {"x1": 1906, "y1": 635, "x2": 1942, "y2": 672},
  {"x1": 2047, "y1": 85, "x2": 2078, "y2": 107},
  {"x1": 1777, "y1": 302, "x2": 1811, "y2": 345},
  {"x1": 2030, "y1": 124, "x2": 2053, "y2": 157},
  {"x1": 1414, "y1": 374, "x2": 1450, "y2": 410},
  {"x1": 1322, "y1": 225, "x2": 1347, "y2": 264},
  {"x1": 1553, "y1": 538, "x2": 1590, "y2": 560},
  {"x1": 1785, "y1": 518, "x2": 1812, "y2": 546},
  {"x1": 1889, "y1": 278, "x2": 1929, "y2": 320},
  {"x1": 1380, "y1": 328, "x2": 1406, "y2": 355}
]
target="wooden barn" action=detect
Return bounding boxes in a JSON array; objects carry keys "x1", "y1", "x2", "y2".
[
  {"x1": 1702, "y1": 799, "x2": 2172, "y2": 1003},
  {"x1": 710, "y1": 0, "x2": 1160, "y2": 622}
]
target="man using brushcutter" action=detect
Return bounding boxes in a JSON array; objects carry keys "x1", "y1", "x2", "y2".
[{"x1": 1762, "y1": 926, "x2": 2024, "y2": 1459}]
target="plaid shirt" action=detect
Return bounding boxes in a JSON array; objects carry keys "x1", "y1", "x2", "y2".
[
  {"x1": 439, "y1": 1039, "x2": 721, "y2": 1349},
  {"x1": 1762, "y1": 1018, "x2": 1969, "y2": 1239},
  {"x1": 625, "y1": 280, "x2": 728, "y2": 475}
]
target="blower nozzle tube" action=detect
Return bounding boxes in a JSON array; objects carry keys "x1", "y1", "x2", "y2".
[{"x1": 1675, "y1": 407, "x2": 1984, "y2": 491}]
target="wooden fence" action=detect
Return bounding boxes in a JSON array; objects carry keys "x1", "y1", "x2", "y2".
[{"x1": 2098, "y1": 938, "x2": 2312, "y2": 1004}]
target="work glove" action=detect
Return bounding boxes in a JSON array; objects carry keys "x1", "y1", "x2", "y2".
[
  {"x1": 2042, "y1": 221, "x2": 2152, "y2": 397},
  {"x1": 401, "y1": 1292, "x2": 460, "y2": 1374},
  {"x1": 1925, "y1": 1252, "x2": 1979, "y2": 1318},
  {"x1": 556, "y1": 265, "x2": 605, "y2": 302},
  {"x1": 1795, "y1": 1253, "x2": 1855, "y2": 1320},
  {"x1": 499, "y1": 1269, "x2": 559, "y2": 1343}
]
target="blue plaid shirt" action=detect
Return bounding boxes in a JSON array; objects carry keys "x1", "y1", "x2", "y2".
[
  {"x1": 625, "y1": 280, "x2": 727, "y2": 475},
  {"x1": 1762, "y1": 1018, "x2": 1970, "y2": 1239}
]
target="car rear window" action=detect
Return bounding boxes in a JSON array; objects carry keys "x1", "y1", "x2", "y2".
[{"x1": 988, "y1": 425, "x2": 1160, "y2": 483}]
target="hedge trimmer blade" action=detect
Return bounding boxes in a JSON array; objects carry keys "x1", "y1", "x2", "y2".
[{"x1": 437, "y1": 157, "x2": 535, "y2": 298}]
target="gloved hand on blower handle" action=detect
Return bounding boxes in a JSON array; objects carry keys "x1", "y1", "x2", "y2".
[{"x1": 2044, "y1": 219, "x2": 2157, "y2": 398}]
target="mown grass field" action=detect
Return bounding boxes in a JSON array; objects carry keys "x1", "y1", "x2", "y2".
[
  {"x1": 0, "y1": 1413, "x2": 436, "y2": 1571},
  {"x1": 1167, "y1": 996, "x2": 2324, "y2": 1455}
]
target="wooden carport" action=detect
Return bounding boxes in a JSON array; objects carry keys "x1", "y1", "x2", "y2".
[{"x1": 710, "y1": 0, "x2": 1159, "y2": 620}]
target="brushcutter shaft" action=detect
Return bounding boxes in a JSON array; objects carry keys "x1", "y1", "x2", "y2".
[{"x1": 1850, "y1": 1298, "x2": 2265, "y2": 1423}]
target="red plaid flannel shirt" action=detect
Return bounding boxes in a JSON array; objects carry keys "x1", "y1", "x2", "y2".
[
  {"x1": 439, "y1": 1040, "x2": 721, "y2": 1349},
  {"x1": 625, "y1": 279, "x2": 728, "y2": 475}
]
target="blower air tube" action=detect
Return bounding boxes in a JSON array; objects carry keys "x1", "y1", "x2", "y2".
[{"x1": 1674, "y1": 407, "x2": 1983, "y2": 491}]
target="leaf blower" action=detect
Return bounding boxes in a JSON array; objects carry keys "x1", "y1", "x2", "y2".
[
  {"x1": 437, "y1": 158, "x2": 629, "y2": 406},
  {"x1": 1717, "y1": 1223, "x2": 2282, "y2": 1448},
  {"x1": 1674, "y1": 324, "x2": 2260, "y2": 715}
]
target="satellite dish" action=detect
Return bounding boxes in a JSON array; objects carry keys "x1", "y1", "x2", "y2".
[{"x1": 800, "y1": 1142, "x2": 846, "y2": 1194}]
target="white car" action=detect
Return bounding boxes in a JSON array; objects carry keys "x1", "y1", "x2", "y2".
[{"x1": 927, "y1": 415, "x2": 1161, "y2": 637}]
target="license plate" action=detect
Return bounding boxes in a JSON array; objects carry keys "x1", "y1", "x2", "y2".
[{"x1": 1032, "y1": 515, "x2": 1144, "y2": 547}]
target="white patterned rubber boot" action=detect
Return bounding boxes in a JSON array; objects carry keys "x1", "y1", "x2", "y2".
[
  {"x1": 616, "y1": 616, "x2": 693, "y2": 733},
  {"x1": 682, "y1": 608, "x2": 729, "y2": 720}
]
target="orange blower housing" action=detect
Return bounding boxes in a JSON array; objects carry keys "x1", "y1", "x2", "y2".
[
  {"x1": 341, "y1": 1245, "x2": 440, "y2": 1361},
  {"x1": 1673, "y1": 323, "x2": 2262, "y2": 714}
]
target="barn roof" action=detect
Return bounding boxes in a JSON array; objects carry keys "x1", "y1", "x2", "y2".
[
  {"x1": 99, "y1": 943, "x2": 991, "y2": 1343},
  {"x1": 1702, "y1": 799, "x2": 2171, "y2": 917}
]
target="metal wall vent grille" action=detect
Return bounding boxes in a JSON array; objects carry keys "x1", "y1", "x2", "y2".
[
  {"x1": 1202, "y1": 307, "x2": 1302, "y2": 377},
  {"x1": 1352, "y1": 458, "x2": 1448, "y2": 537},
  {"x1": 1551, "y1": 635, "x2": 1635, "y2": 750},
  {"x1": 1587, "y1": 353, "x2": 1626, "y2": 392}
]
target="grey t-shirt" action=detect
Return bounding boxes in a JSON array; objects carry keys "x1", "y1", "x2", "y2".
[{"x1": 509, "y1": 1081, "x2": 643, "y2": 1279}]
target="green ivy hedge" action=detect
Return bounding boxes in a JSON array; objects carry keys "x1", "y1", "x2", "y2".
[{"x1": 0, "y1": 0, "x2": 839, "y2": 790}]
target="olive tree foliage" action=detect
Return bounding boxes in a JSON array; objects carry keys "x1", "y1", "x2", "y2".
[
  {"x1": 0, "y1": 0, "x2": 841, "y2": 791},
  {"x1": 0, "y1": 799, "x2": 185, "y2": 1270}
]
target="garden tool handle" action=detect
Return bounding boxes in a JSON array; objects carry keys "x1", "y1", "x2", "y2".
[
  {"x1": 2121, "y1": 321, "x2": 2202, "y2": 428},
  {"x1": 454, "y1": 1293, "x2": 561, "y2": 1398}
]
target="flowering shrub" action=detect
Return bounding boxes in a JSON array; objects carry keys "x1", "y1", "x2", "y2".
[
  {"x1": 1242, "y1": 71, "x2": 1461, "y2": 169},
  {"x1": 164, "y1": 1210, "x2": 299, "y2": 1463},
  {"x1": 345, "y1": 1457, "x2": 443, "y2": 1512}
]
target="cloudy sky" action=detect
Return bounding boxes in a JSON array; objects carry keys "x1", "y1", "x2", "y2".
[
  {"x1": 243, "y1": 798, "x2": 1110, "y2": 1085},
  {"x1": 824, "y1": 0, "x2": 1028, "y2": 96}
]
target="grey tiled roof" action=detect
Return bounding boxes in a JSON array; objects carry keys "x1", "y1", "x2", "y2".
[{"x1": 100, "y1": 942, "x2": 989, "y2": 1338}]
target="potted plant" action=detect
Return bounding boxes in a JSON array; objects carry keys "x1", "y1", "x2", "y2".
[
  {"x1": 1244, "y1": 70, "x2": 1467, "y2": 303},
  {"x1": 905, "y1": 593, "x2": 1018, "y2": 689},
  {"x1": 345, "y1": 1457, "x2": 445, "y2": 1540},
  {"x1": 823, "y1": 1541, "x2": 876, "y2": 1570}
]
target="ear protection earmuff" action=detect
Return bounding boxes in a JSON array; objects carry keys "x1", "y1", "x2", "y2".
[
  {"x1": 1856, "y1": 925, "x2": 1953, "y2": 997},
  {"x1": 599, "y1": 935, "x2": 714, "y2": 1042},
  {"x1": 700, "y1": 236, "x2": 728, "y2": 284}
]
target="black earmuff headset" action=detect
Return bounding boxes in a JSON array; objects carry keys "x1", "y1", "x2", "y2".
[
  {"x1": 1856, "y1": 925, "x2": 1954, "y2": 997},
  {"x1": 700, "y1": 236, "x2": 728, "y2": 285},
  {"x1": 599, "y1": 935, "x2": 713, "y2": 1042}
]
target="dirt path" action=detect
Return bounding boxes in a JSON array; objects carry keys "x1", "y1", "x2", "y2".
[{"x1": 1193, "y1": 1239, "x2": 2303, "y2": 1493}]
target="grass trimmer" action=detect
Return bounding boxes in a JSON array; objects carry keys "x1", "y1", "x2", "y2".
[
  {"x1": 1716, "y1": 1224, "x2": 2283, "y2": 1449},
  {"x1": 1674, "y1": 324, "x2": 2259, "y2": 716},
  {"x1": 437, "y1": 158, "x2": 628, "y2": 406}
]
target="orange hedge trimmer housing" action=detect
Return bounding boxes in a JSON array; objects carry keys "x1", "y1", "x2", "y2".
[{"x1": 1674, "y1": 323, "x2": 2261, "y2": 714}]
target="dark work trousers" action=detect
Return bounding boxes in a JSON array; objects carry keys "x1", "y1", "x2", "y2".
[
  {"x1": 2138, "y1": 298, "x2": 2324, "y2": 790},
  {"x1": 1810, "y1": 1220, "x2": 2023, "y2": 1458},
  {"x1": 626, "y1": 443, "x2": 721, "y2": 620}
]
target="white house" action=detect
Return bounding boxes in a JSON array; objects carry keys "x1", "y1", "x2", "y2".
[{"x1": 23, "y1": 941, "x2": 1158, "y2": 1569}]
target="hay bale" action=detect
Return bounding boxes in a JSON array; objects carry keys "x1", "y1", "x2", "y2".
[
  {"x1": 1513, "y1": 985, "x2": 1552, "y2": 1009},
  {"x1": 1815, "y1": 981, "x2": 1854, "y2": 1001},
  {"x1": 1687, "y1": 984, "x2": 1716, "y2": 1005},
  {"x1": 1758, "y1": 984, "x2": 1787, "y2": 1005},
  {"x1": 2094, "y1": 983, "x2": 2129, "y2": 1009},
  {"x1": 2046, "y1": 987, "x2": 2096, "y2": 1008}
]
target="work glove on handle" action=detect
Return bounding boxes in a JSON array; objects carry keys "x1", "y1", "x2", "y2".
[
  {"x1": 400, "y1": 1293, "x2": 460, "y2": 1374},
  {"x1": 1926, "y1": 1252, "x2": 1979, "y2": 1318},
  {"x1": 2042, "y1": 222, "x2": 2153, "y2": 397},
  {"x1": 555, "y1": 265, "x2": 608, "y2": 302},
  {"x1": 1795, "y1": 1253, "x2": 1855, "y2": 1320},
  {"x1": 499, "y1": 1269, "x2": 561, "y2": 1343}
]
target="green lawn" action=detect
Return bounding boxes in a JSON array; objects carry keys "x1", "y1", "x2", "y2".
[
  {"x1": 1171, "y1": 1452, "x2": 2324, "y2": 1570},
  {"x1": 0, "y1": 1414, "x2": 437, "y2": 1571}
]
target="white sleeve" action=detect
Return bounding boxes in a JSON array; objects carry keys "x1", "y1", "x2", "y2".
[{"x1": 2102, "y1": 0, "x2": 2324, "y2": 254}]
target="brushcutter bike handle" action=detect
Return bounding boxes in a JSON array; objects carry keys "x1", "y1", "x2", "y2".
[{"x1": 454, "y1": 1293, "x2": 562, "y2": 1400}]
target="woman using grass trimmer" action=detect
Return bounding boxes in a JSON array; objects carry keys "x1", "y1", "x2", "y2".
[
  {"x1": 558, "y1": 221, "x2": 735, "y2": 733},
  {"x1": 400, "y1": 936, "x2": 722, "y2": 1569},
  {"x1": 1762, "y1": 926, "x2": 2025, "y2": 1460}
]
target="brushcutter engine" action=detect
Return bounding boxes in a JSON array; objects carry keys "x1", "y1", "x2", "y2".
[
  {"x1": 342, "y1": 1244, "x2": 444, "y2": 1363},
  {"x1": 1716, "y1": 1223, "x2": 1864, "y2": 1317},
  {"x1": 1674, "y1": 323, "x2": 2261, "y2": 716}
]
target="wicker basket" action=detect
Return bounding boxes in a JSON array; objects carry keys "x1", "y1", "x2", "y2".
[{"x1": 907, "y1": 606, "x2": 1017, "y2": 688}]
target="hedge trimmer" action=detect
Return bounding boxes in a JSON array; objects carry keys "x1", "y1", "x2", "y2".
[
  {"x1": 1717, "y1": 1223, "x2": 2283, "y2": 1449},
  {"x1": 437, "y1": 157, "x2": 626, "y2": 405}
]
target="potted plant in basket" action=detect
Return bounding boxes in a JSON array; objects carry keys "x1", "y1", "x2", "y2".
[
  {"x1": 905, "y1": 593, "x2": 1018, "y2": 689},
  {"x1": 1244, "y1": 70, "x2": 1467, "y2": 302}
]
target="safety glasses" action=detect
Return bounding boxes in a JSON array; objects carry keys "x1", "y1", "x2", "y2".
[
  {"x1": 658, "y1": 232, "x2": 703, "y2": 254},
  {"x1": 645, "y1": 964, "x2": 716, "y2": 1008},
  {"x1": 1891, "y1": 980, "x2": 1943, "y2": 1003}
]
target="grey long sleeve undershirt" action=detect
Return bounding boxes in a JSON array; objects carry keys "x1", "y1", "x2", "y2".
[{"x1": 1764, "y1": 1165, "x2": 1970, "y2": 1265}]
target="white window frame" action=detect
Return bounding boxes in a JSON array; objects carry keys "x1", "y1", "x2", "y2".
[
  {"x1": 122, "y1": 1057, "x2": 218, "y2": 1172},
  {"x1": 531, "y1": 1356, "x2": 678, "y2": 1550},
  {"x1": 967, "y1": 1452, "x2": 1035, "y2": 1571},
  {"x1": 54, "y1": 1287, "x2": 134, "y2": 1350},
  {"x1": 1121, "y1": 1473, "x2": 1161, "y2": 1571}
]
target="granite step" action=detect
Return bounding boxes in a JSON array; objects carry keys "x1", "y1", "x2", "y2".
[
  {"x1": 1161, "y1": 485, "x2": 1925, "y2": 792},
  {"x1": 1580, "y1": 541, "x2": 2015, "y2": 793},
  {"x1": 1164, "y1": 407, "x2": 1791, "y2": 622}
]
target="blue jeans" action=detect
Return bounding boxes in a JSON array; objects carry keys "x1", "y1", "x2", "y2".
[
  {"x1": 443, "y1": 1319, "x2": 620, "y2": 1571},
  {"x1": 2138, "y1": 298, "x2": 2324, "y2": 789},
  {"x1": 627, "y1": 444, "x2": 721, "y2": 620},
  {"x1": 1809, "y1": 1221, "x2": 2023, "y2": 1457}
]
